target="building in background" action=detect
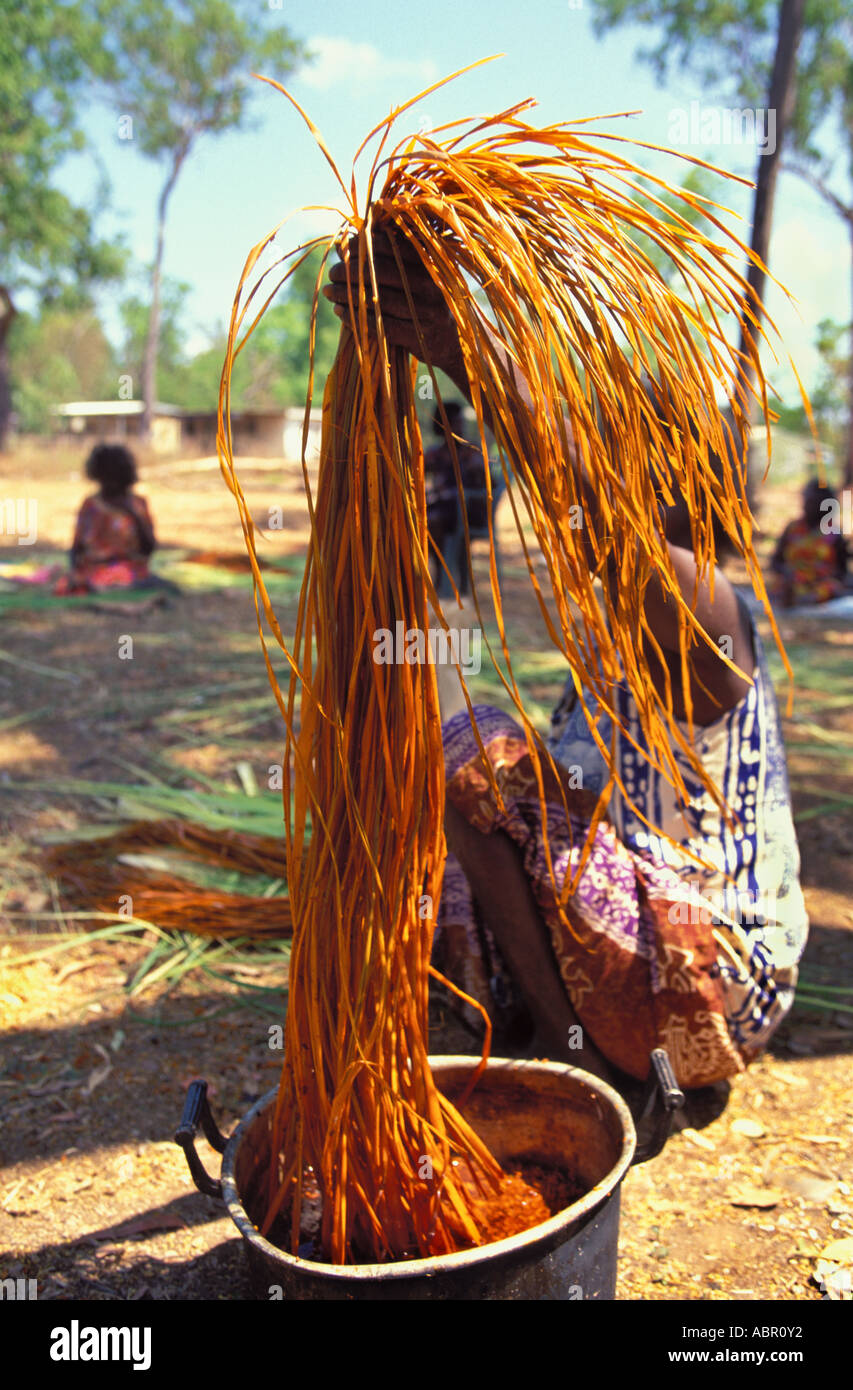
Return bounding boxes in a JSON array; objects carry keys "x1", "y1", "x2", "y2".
[
  {"x1": 51, "y1": 401, "x2": 322, "y2": 460},
  {"x1": 52, "y1": 400, "x2": 186, "y2": 454}
]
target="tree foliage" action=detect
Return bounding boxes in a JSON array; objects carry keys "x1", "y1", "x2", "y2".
[
  {"x1": 0, "y1": 0, "x2": 126, "y2": 445},
  {"x1": 591, "y1": 0, "x2": 852, "y2": 241},
  {"x1": 91, "y1": 0, "x2": 307, "y2": 434},
  {"x1": 171, "y1": 245, "x2": 340, "y2": 413},
  {"x1": 631, "y1": 166, "x2": 729, "y2": 283},
  {"x1": 592, "y1": 1, "x2": 833, "y2": 107},
  {"x1": 93, "y1": 0, "x2": 306, "y2": 159},
  {"x1": 0, "y1": 0, "x2": 125, "y2": 300},
  {"x1": 119, "y1": 275, "x2": 193, "y2": 402},
  {"x1": 13, "y1": 241, "x2": 343, "y2": 430},
  {"x1": 9, "y1": 302, "x2": 118, "y2": 431},
  {"x1": 593, "y1": 0, "x2": 852, "y2": 184},
  {"x1": 806, "y1": 318, "x2": 851, "y2": 458},
  {"x1": 592, "y1": 0, "x2": 853, "y2": 476},
  {"x1": 244, "y1": 246, "x2": 341, "y2": 410}
]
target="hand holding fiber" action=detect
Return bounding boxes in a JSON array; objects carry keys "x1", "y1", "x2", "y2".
[{"x1": 324, "y1": 230, "x2": 461, "y2": 370}]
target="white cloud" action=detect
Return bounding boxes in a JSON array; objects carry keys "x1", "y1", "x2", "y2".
[{"x1": 299, "y1": 36, "x2": 437, "y2": 94}]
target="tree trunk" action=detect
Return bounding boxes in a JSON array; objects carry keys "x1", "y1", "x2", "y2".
[
  {"x1": 0, "y1": 287, "x2": 18, "y2": 454},
  {"x1": 736, "y1": 0, "x2": 806, "y2": 402},
  {"x1": 141, "y1": 144, "x2": 189, "y2": 442},
  {"x1": 736, "y1": 0, "x2": 806, "y2": 508}
]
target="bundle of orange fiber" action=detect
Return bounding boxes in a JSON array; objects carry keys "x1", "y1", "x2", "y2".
[
  {"x1": 41, "y1": 820, "x2": 295, "y2": 937},
  {"x1": 217, "y1": 64, "x2": 791, "y2": 1263}
]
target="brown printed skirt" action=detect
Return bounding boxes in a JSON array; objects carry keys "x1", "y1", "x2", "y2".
[{"x1": 433, "y1": 705, "x2": 748, "y2": 1089}]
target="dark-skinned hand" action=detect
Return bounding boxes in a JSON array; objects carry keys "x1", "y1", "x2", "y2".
[{"x1": 322, "y1": 230, "x2": 462, "y2": 373}]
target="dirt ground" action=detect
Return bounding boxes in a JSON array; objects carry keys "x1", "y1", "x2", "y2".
[{"x1": 0, "y1": 439, "x2": 851, "y2": 1302}]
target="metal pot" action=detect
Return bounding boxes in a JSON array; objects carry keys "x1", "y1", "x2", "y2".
[{"x1": 176, "y1": 1051, "x2": 682, "y2": 1301}]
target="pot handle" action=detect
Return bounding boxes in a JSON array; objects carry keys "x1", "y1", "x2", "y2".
[
  {"x1": 174, "y1": 1078, "x2": 228, "y2": 1200},
  {"x1": 631, "y1": 1048, "x2": 685, "y2": 1165}
]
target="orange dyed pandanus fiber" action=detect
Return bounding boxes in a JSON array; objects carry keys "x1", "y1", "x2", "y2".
[
  {"x1": 217, "y1": 65, "x2": 801, "y2": 1263},
  {"x1": 261, "y1": 328, "x2": 503, "y2": 1261}
]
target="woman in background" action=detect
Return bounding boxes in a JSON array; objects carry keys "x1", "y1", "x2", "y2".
[
  {"x1": 768, "y1": 479, "x2": 849, "y2": 608},
  {"x1": 55, "y1": 443, "x2": 156, "y2": 596}
]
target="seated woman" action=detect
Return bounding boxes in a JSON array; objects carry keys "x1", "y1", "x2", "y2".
[
  {"x1": 55, "y1": 443, "x2": 157, "y2": 596},
  {"x1": 324, "y1": 236, "x2": 809, "y2": 1092},
  {"x1": 437, "y1": 499, "x2": 808, "y2": 1090},
  {"x1": 768, "y1": 479, "x2": 849, "y2": 608}
]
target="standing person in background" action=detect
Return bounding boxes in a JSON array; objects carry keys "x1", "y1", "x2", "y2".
[
  {"x1": 55, "y1": 443, "x2": 157, "y2": 596},
  {"x1": 424, "y1": 401, "x2": 489, "y2": 596}
]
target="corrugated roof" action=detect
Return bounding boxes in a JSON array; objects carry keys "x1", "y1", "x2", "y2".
[{"x1": 52, "y1": 401, "x2": 187, "y2": 417}]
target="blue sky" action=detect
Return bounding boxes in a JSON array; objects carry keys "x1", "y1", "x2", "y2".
[{"x1": 57, "y1": 0, "x2": 850, "y2": 404}]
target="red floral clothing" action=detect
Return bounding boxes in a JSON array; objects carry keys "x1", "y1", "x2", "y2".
[
  {"x1": 55, "y1": 494, "x2": 154, "y2": 595},
  {"x1": 769, "y1": 519, "x2": 846, "y2": 606}
]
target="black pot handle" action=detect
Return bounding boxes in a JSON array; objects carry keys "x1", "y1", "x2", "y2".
[
  {"x1": 174, "y1": 1078, "x2": 228, "y2": 1199},
  {"x1": 631, "y1": 1048, "x2": 685, "y2": 1164}
]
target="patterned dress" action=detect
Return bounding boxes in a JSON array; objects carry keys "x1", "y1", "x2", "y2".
[
  {"x1": 769, "y1": 519, "x2": 847, "y2": 606},
  {"x1": 434, "y1": 606, "x2": 808, "y2": 1088},
  {"x1": 55, "y1": 494, "x2": 154, "y2": 595}
]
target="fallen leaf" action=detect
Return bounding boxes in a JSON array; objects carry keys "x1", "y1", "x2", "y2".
[
  {"x1": 116, "y1": 1155, "x2": 135, "y2": 1183},
  {"x1": 764, "y1": 1067, "x2": 808, "y2": 1088},
  {"x1": 731, "y1": 1118, "x2": 766, "y2": 1139},
  {"x1": 729, "y1": 1186, "x2": 784, "y2": 1209},
  {"x1": 681, "y1": 1126, "x2": 716, "y2": 1152},
  {"x1": 26, "y1": 1078, "x2": 78, "y2": 1098},
  {"x1": 101, "y1": 1212, "x2": 187, "y2": 1240},
  {"x1": 85, "y1": 1044, "x2": 112, "y2": 1096},
  {"x1": 23, "y1": 890, "x2": 49, "y2": 912},
  {"x1": 774, "y1": 1170, "x2": 837, "y2": 1203},
  {"x1": 818, "y1": 1237, "x2": 853, "y2": 1264},
  {"x1": 54, "y1": 957, "x2": 113, "y2": 986}
]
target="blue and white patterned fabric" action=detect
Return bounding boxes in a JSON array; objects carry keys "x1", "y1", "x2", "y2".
[{"x1": 546, "y1": 603, "x2": 808, "y2": 1052}]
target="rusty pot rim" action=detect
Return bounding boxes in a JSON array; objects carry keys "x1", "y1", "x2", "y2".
[{"x1": 219, "y1": 1055, "x2": 636, "y2": 1281}]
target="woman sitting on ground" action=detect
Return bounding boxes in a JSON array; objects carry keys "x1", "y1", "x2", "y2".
[
  {"x1": 55, "y1": 443, "x2": 157, "y2": 596},
  {"x1": 325, "y1": 234, "x2": 809, "y2": 1093},
  {"x1": 768, "y1": 478, "x2": 849, "y2": 608}
]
